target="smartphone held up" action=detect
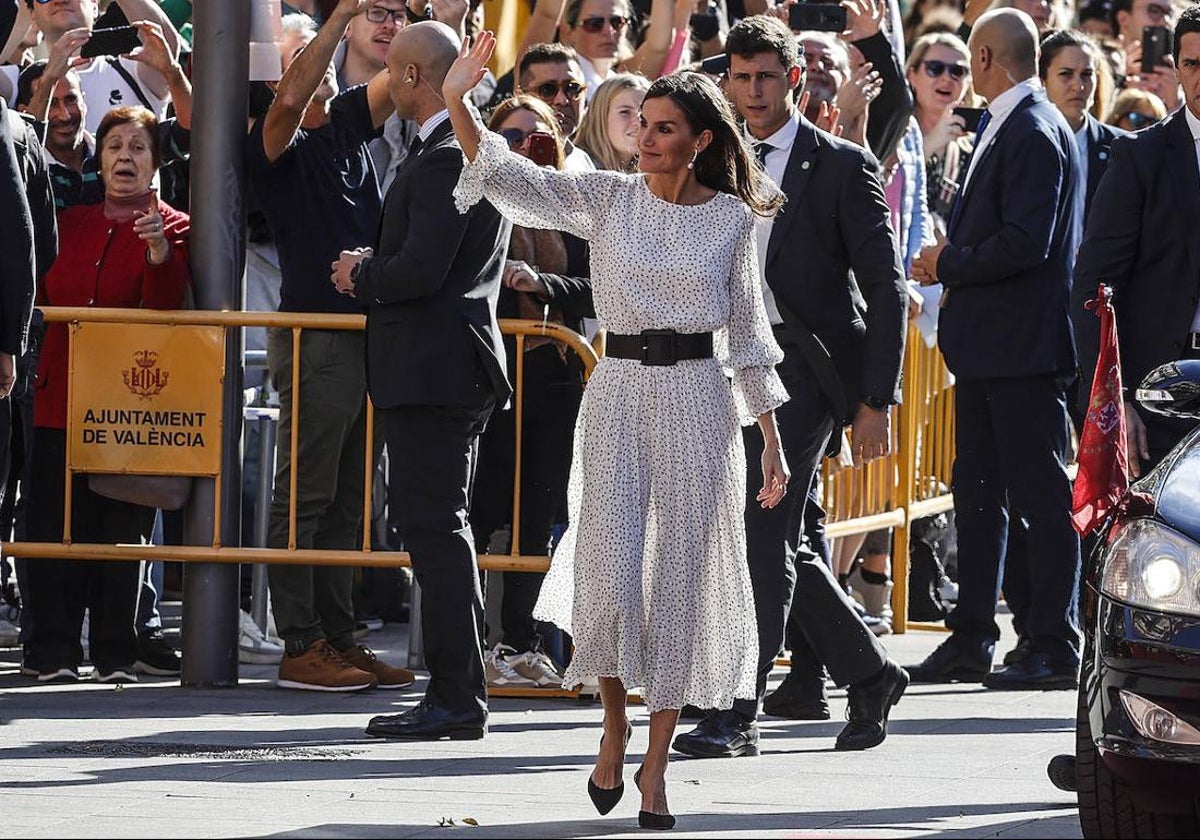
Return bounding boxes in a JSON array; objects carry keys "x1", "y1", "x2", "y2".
[{"x1": 80, "y1": 26, "x2": 142, "y2": 60}]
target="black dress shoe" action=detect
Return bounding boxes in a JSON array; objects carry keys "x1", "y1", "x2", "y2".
[
  {"x1": 365, "y1": 699, "x2": 487, "y2": 740},
  {"x1": 671, "y1": 709, "x2": 759, "y2": 758},
  {"x1": 982, "y1": 651, "x2": 1077, "y2": 691},
  {"x1": 836, "y1": 660, "x2": 909, "y2": 751},
  {"x1": 1047, "y1": 753, "x2": 1077, "y2": 792},
  {"x1": 762, "y1": 672, "x2": 830, "y2": 720},
  {"x1": 1002, "y1": 636, "x2": 1033, "y2": 667},
  {"x1": 906, "y1": 637, "x2": 993, "y2": 684}
]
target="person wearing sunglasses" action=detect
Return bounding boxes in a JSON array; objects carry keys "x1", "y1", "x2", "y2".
[
  {"x1": 1108, "y1": 87, "x2": 1168, "y2": 130},
  {"x1": 515, "y1": 42, "x2": 596, "y2": 171},
  {"x1": 905, "y1": 31, "x2": 975, "y2": 231},
  {"x1": 561, "y1": 0, "x2": 631, "y2": 100}
]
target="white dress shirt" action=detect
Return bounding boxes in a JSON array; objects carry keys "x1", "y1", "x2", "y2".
[
  {"x1": 747, "y1": 111, "x2": 802, "y2": 326},
  {"x1": 417, "y1": 109, "x2": 451, "y2": 144},
  {"x1": 960, "y1": 78, "x2": 1044, "y2": 193},
  {"x1": 1073, "y1": 122, "x2": 1090, "y2": 260}
]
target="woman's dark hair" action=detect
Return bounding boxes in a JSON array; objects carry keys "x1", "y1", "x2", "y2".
[
  {"x1": 642, "y1": 72, "x2": 782, "y2": 217},
  {"x1": 96, "y1": 106, "x2": 162, "y2": 171},
  {"x1": 1038, "y1": 28, "x2": 1100, "y2": 79}
]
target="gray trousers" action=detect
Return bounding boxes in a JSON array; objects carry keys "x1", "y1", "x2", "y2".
[{"x1": 265, "y1": 328, "x2": 368, "y2": 653}]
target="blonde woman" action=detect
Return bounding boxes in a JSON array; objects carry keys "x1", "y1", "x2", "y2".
[
  {"x1": 575, "y1": 72, "x2": 651, "y2": 172},
  {"x1": 905, "y1": 32, "x2": 975, "y2": 230}
]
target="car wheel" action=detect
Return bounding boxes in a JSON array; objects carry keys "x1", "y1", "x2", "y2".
[{"x1": 1076, "y1": 672, "x2": 1200, "y2": 838}]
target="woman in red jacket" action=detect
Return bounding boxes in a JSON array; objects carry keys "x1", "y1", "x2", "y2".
[{"x1": 25, "y1": 106, "x2": 191, "y2": 684}]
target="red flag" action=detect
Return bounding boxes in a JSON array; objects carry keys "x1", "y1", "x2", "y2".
[{"x1": 1072, "y1": 285, "x2": 1130, "y2": 535}]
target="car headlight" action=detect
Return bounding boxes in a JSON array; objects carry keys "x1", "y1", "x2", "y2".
[{"x1": 1101, "y1": 519, "x2": 1200, "y2": 618}]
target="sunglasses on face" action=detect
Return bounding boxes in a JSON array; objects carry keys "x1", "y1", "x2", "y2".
[
  {"x1": 1124, "y1": 111, "x2": 1158, "y2": 129},
  {"x1": 578, "y1": 15, "x2": 628, "y2": 33},
  {"x1": 500, "y1": 127, "x2": 535, "y2": 148},
  {"x1": 533, "y1": 80, "x2": 587, "y2": 99},
  {"x1": 922, "y1": 60, "x2": 970, "y2": 80},
  {"x1": 365, "y1": 6, "x2": 404, "y2": 24}
]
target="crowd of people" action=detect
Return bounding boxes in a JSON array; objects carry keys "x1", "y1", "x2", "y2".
[{"x1": 2, "y1": 0, "x2": 1200, "y2": 826}]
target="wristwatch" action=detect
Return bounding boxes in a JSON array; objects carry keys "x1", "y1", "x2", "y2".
[
  {"x1": 348, "y1": 259, "x2": 364, "y2": 290},
  {"x1": 863, "y1": 395, "x2": 891, "y2": 411}
]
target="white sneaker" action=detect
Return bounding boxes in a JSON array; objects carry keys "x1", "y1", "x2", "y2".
[
  {"x1": 509, "y1": 649, "x2": 564, "y2": 688},
  {"x1": 239, "y1": 610, "x2": 284, "y2": 665},
  {"x1": 0, "y1": 617, "x2": 19, "y2": 648},
  {"x1": 485, "y1": 645, "x2": 536, "y2": 687}
]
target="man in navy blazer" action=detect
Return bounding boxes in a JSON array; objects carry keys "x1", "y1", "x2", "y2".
[
  {"x1": 1075, "y1": 6, "x2": 1200, "y2": 474},
  {"x1": 910, "y1": 8, "x2": 1082, "y2": 691}
]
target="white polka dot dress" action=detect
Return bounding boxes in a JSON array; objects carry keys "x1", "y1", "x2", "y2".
[{"x1": 455, "y1": 130, "x2": 789, "y2": 712}]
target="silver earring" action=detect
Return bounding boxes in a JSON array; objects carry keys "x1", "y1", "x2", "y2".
[{"x1": 688, "y1": 150, "x2": 698, "y2": 170}]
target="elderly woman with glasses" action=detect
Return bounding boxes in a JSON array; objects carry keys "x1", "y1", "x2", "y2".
[{"x1": 905, "y1": 31, "x2": 976, "y2": 231}]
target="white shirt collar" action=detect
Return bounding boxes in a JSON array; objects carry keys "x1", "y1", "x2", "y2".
[
  {"x1": 747, "y1": 109, "x2": 801, "y2": 154},
  {"x1": 984, "y1": 77, "x2": 1043, "y2": 122},
  {"x1": 418, "y1": 109, "x2": 451, "y2": 142},
  {"x1": 1185, "y1": 106, "x2": 1200, "y2": 143}
]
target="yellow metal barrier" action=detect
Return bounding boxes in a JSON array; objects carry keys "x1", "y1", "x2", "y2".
[
  {"x1": 817, "y1": 324, "x2": 956, "y2": 633},
  {"x1": 12, "y1": 310, "x2": 956, "y2": 649},
  {"x1": 7, "y1": 308, "x2": 598, "y2": 576}
]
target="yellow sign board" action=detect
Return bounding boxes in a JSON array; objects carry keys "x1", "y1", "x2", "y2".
[{"x1": 68, "y1": 322, "x2": 225, "y2": 476}]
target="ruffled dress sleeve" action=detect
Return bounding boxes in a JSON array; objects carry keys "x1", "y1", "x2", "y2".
[
  {"x1": 715, "y1": 209, "x2": 789, "y2": 425},
  {"x1": 454, "y1": 129, "x2": 622, "y2": 241}
]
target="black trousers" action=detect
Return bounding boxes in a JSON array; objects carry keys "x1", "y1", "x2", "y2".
[
  {"x1": 382, "y1": 395, "x2": 494, "y2": 716},
  {"x1": 471, "y1": 347, "x2": 581, "y2": 652},
  {"x1": 947, "y1": 374, "x2": 1081, "y2": 665},
  {"x1": 24, "y1": 428, "x2": 155, "y2": 672},
  {"x1": 733, "y1": 350, "x2": 887, "y2": 719}
]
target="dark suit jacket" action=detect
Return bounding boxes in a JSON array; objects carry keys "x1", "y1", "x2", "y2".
[
  {"x1": 356, "y1": 119, "x2": 512, "y2": 409},
  {"x1": 1074, "y1": 109, "x2": 1200, "y2": 406},
  {"x1": 0, "y1": 98, "x2": 36, "y2": 358},
  {"x1": 937, "y1": 91, "x2": 1079, "y2": 380},
  {"x1": 1083, "y1": 114, "x2": 1128, "y2": 217},
  {"x1": 765, "y1": 115, "x2": 907, "y2": 411}
]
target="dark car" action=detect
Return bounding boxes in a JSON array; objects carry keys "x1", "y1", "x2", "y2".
[{"x1": 1077, "y1": 360, "x2": 1200, "y2": 838}]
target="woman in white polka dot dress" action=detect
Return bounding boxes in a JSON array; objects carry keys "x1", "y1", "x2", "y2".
[{"x1": 446, "y1": 33, "x2": 790, "y2": 829}]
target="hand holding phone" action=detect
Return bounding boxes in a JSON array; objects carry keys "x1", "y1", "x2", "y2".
[
  {"x1": 1141, "y1": 25, "x2": 1173, "y2": 74},
  {"x1": 788, "y1": 3, "x2": 849, "y2": 33},
  {"x1": 952, "y1": 106, "x2": 986, "y2": 133},
  {"x1": 526, "y1": 132, "x2": 558, "y2": 168},
  {"x1": 80, "y1": 26, "x2": 143, "y2": 60}
]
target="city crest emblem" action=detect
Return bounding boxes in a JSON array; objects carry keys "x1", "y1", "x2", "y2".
[{"x1": 123, "y1": 350, "x2": 170, "y2": 399}]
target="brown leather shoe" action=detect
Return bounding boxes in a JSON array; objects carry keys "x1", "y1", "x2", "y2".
[
  {"x1": 342, "y1": 644, "x2": 415, "y2": 690},
  {"x1": 277, "y1": 639, "x2": 378, "y2": 692}
]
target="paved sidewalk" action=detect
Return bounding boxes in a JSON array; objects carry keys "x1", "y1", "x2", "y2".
[{"x1": 0, "y1": 614, "x2": 1082, "y2": 839}]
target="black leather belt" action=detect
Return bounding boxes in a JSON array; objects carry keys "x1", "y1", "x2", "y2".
[{"x1": 607, "y1": 329, "x2": 714, "y2": 366}]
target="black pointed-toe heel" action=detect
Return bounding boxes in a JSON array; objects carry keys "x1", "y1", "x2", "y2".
[
  {"x1": 638, "y1": 811, "x2": 676, "y2": 830},
  {"x1": 588, "y1": 722, "x2": 633, "y2": 815},
  {"x1": 588, "y1": 777, "x2": 624, "y2": 815},
  {"x1": 633, "y1": 767, "x2": 675, "y2": 829}
]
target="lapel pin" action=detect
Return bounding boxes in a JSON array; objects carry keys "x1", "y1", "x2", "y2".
[
  {"x1": 801, "y1": 160, "x2": 811, "y2": 170},
  {"x1": 1099, "y1": 151, "x2": 1109, "y2": 160}
]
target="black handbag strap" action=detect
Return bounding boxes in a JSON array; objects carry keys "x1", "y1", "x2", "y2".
[
  {"x1": 106, "y1": 57, "x2": 156, "y2": 112},
  {"x1": 771, "y1": 295, "x2": 854, "y2": 427}
]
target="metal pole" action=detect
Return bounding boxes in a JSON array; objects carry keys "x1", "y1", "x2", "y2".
[
  {"x1": 251, "y1": 410, "x2": 277, "y2": 631},
  {"x1": 181, "y1": 0, "x2": 250, "y2": 687}
]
